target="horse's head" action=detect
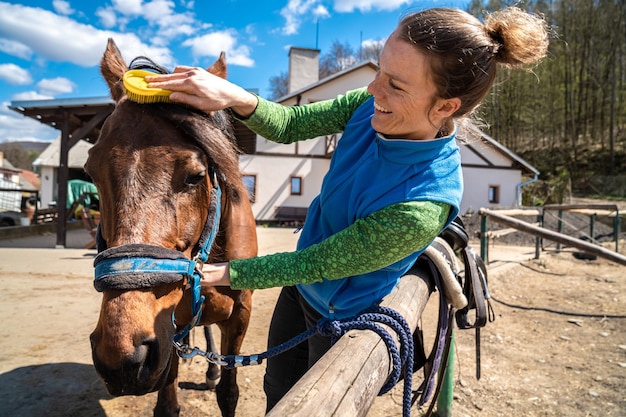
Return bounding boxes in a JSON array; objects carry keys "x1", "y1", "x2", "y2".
[{"x1": 87, "y1": 38, "x2": 244, "y2": 396}]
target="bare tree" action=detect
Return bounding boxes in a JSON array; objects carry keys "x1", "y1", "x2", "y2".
[
  {"x1": 0, "y1": 143, "x2": 37, "y2": 171},
  {"x1": 358, "y1": 39, "x2": 384, "y2": 63},
  {"x1": 268, "y1": 40, "x2": 358, "y2": 100},
  {"x1": 319, "y1": 40, "x2": 356, "y2": 79},
  {"x1": 268, "y1": 70, "x2": 289, "y2": 101}
]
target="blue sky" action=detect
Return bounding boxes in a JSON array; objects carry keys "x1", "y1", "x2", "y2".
[{"x1": 0, "y1": 0, "x2": 469, "y2": 143}]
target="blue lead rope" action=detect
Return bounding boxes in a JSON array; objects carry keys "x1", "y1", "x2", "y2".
[{"x1": 218, "y1": 305, "x2": 415, "y2": 417}]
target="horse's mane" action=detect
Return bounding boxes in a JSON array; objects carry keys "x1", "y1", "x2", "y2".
[
  {"x1": 126, "y1": 57, "x2": 244, "y2": 203},
  {"x1": 128, "y1": 56, "x2": 171, "y2": 74}
]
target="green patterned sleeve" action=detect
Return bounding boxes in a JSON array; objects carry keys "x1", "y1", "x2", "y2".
[
  {"x1": 228, "y1": 201, "x2": 451, "y2": 290},
  {"x1": 236, "y1": 88, "x2": 371, "y2": 144}
]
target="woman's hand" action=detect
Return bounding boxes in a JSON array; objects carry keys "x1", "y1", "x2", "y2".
[
  {"x1": 146, "y1": 66, "x2": 258, "y2": 117},
  {"x1": 201, "y1": 262, "x2": 231, "y2": 286}
]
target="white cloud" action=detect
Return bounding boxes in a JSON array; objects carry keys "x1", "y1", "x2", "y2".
[
  {"x1": 333, "y1": 0, "x2": 410, "y2": 13},
  {"x1": 0, "y1": 63, "x2": 32, "y2": 85},
  {"x1": 0, "y1": 102, "x2": 58, "y2": 142},
  {"x1": 142, "y1": 0, "x2": 176, "y2": 22},
  {"x1": 0, "y1": 3, "x2": 118, "y2": 66},
  {"x1": 108, "y1": 0, "x2": 195, "y2": 39},
  {"x1": 53, "y1": 0, "x2": 74, "y2": 15},
  {"x1": 97, "y1": 0, "x2": 197, "y2": 46},
  {"x1": 183, "y1": 31, "x2": 254, "y2": 67},
  {"x1": 0, "y1": 38, "x2": 33, "y2": 60},
  {"x1": 111, "y1": 0, "x2": 143, "y2": 16},
  {"x1": 280, "y1": 0, "x2": 327, "y2": 36},
  {"x1": 0, "y1": 0, "x2": 258, "y2": 74},
  {"x1": 96, "y1": 7, "x2": 117, "y2": 28},
  {"x1": 362, "y1": 38, "x2": 386, "y2": 51},
  {"x1": 12, "y1": 91, "x2": 54, "y2": 101},
  {"x1": 150, "y1": 11, "x2": 197, "y2": 39},
  {"x1": 244, "y1": 24, "x2": 259, "y2": 44},
  {"x1": 313, "y1": 5, "x2": 330, "y2": 18},
  {"x1": 36, "y1": 77, "x2": 76, "y2": 96},
  {"x1": 0, "y1": 3, "x2": 174, "y2": 68}
]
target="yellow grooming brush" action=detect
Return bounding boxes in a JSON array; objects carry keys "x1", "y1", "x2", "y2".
[{"x1": 123, "y1": 69, "x2": 172, "y2": 103}]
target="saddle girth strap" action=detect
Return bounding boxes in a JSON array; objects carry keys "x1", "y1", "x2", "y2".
[{"x1": 443, "y1": 216, "x2": 496, "y2": 381}]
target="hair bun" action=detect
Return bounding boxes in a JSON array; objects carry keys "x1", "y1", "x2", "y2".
[{"x1": 484, "y1": 7, "x2": 549, "y2": 68}]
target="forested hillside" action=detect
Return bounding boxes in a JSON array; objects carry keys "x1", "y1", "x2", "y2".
[
  {"x1": 468, "y1": 0, "x2": 626, "y2": 202},
  {"x1": 0, "y1": 141, "x2": 47, "y2": 171}
]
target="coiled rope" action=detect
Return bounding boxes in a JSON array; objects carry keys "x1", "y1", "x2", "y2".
[{"x1": 214, "y1": 305, "x2": 415, "y2": 417}]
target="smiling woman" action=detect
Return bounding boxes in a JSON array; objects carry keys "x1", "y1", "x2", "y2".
[
  {"x1": 367, "y1": 33, "x2": 457, "y2": 140},
  {"x1": 146, "y1": 6, "x2": 549, "y2": 413}
]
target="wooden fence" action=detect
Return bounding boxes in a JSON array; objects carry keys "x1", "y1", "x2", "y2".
[
  {"x1": 267, "y1": 264, "x2": 435, "y2": 417},
  {"x1": 479, "y1": 207, "x2": 626, "y2": 266},
  {"x1": 542, "y1": 203, "x2": 621, "y2": 253}
]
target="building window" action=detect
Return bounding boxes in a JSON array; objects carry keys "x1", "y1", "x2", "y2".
[
  {"x1": 242, "y1": 174, "x2": 256, "y2": 203},
  {"x1": 488, "y1": 185, "x2": 500, "y2": 204},
  {"x1": 290, "y1": 176, "x2": 302, "y2": 195}
]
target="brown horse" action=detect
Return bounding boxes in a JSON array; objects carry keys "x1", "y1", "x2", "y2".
[{"x1": 88, "y1": 38, "x2": 257, "y2": 417}]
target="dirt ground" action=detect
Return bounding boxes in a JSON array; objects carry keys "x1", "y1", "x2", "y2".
[{"x1": 0, "y1": 223, "x2": 624, "y2": 417}]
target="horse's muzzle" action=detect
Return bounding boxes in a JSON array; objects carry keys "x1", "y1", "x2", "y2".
[{"x1": 90, "y1": 331, "x2": 171, "y2": 396}]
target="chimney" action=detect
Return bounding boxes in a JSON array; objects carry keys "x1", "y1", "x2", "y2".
[{"x1": 288, "y1": 47, "x2": 320, "y2": 94}]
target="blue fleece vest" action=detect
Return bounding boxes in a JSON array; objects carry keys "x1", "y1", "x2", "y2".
[{"x1": 296, "y1": 97, "x2": 463, "y2": 318}]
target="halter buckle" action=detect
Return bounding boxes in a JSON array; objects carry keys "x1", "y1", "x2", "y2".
[{"x1": 192, "y1": 254, "x2": 205, "y2": 278}]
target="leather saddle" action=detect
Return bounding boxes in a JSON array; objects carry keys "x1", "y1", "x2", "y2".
[
  {"x1": 412, "y1": 216, "x2": 495, "y2": 413},
  {"x1": 440, "y1": 216, "x2": 495, "y2": 331}
]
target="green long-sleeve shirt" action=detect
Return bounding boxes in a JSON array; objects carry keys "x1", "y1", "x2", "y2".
[{"x1": 229, "y1": 90, "x2": 450, "y2": 290}]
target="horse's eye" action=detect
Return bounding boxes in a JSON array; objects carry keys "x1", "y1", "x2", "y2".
[{"x1": 185, "y1": 170, "x2": 206, "y2": 186}]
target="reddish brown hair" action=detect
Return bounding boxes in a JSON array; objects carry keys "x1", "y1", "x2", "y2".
[{"x1": 397, "y1": 7, "x2": 549, "y2": 117}]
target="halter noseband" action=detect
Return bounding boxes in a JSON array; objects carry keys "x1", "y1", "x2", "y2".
[{"x1": 92, "y1": 172, "x2": 222, "y2": 346}]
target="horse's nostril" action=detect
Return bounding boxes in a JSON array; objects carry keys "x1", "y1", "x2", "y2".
[
  {"x1": 91, "y1": 335, "x2": 166, "y2": 396},
  {"x1": 89, "y1": 330, "x2": 99, "y2": 350},
  {"x1": 135, "y1": 337, "x2": 160, "y2": 382}
]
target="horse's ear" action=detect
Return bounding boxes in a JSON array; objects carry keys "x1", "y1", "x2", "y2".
[
  {"x1": 207, "y1": 52, "x2": 227, "y2": 79},
  {"x1": 100, "y1": 38, "x2": 128, "y2": 102}
]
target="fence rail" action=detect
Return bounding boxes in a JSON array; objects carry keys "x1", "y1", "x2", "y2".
[
  {"x1": 267, "y1": 265, "x2": 434, "y2": 417},
  {"x1": 479, "y1": 208, "x2": 626, "y2": 266}
]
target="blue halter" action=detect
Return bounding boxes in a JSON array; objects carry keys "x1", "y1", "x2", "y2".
[{"x1": 93, "y1": 175, "x2": 222, "y2": 345}]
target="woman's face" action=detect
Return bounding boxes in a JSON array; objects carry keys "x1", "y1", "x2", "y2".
[{"x1": 367, "y1": 32, "x2": 444, "y2": 140}]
